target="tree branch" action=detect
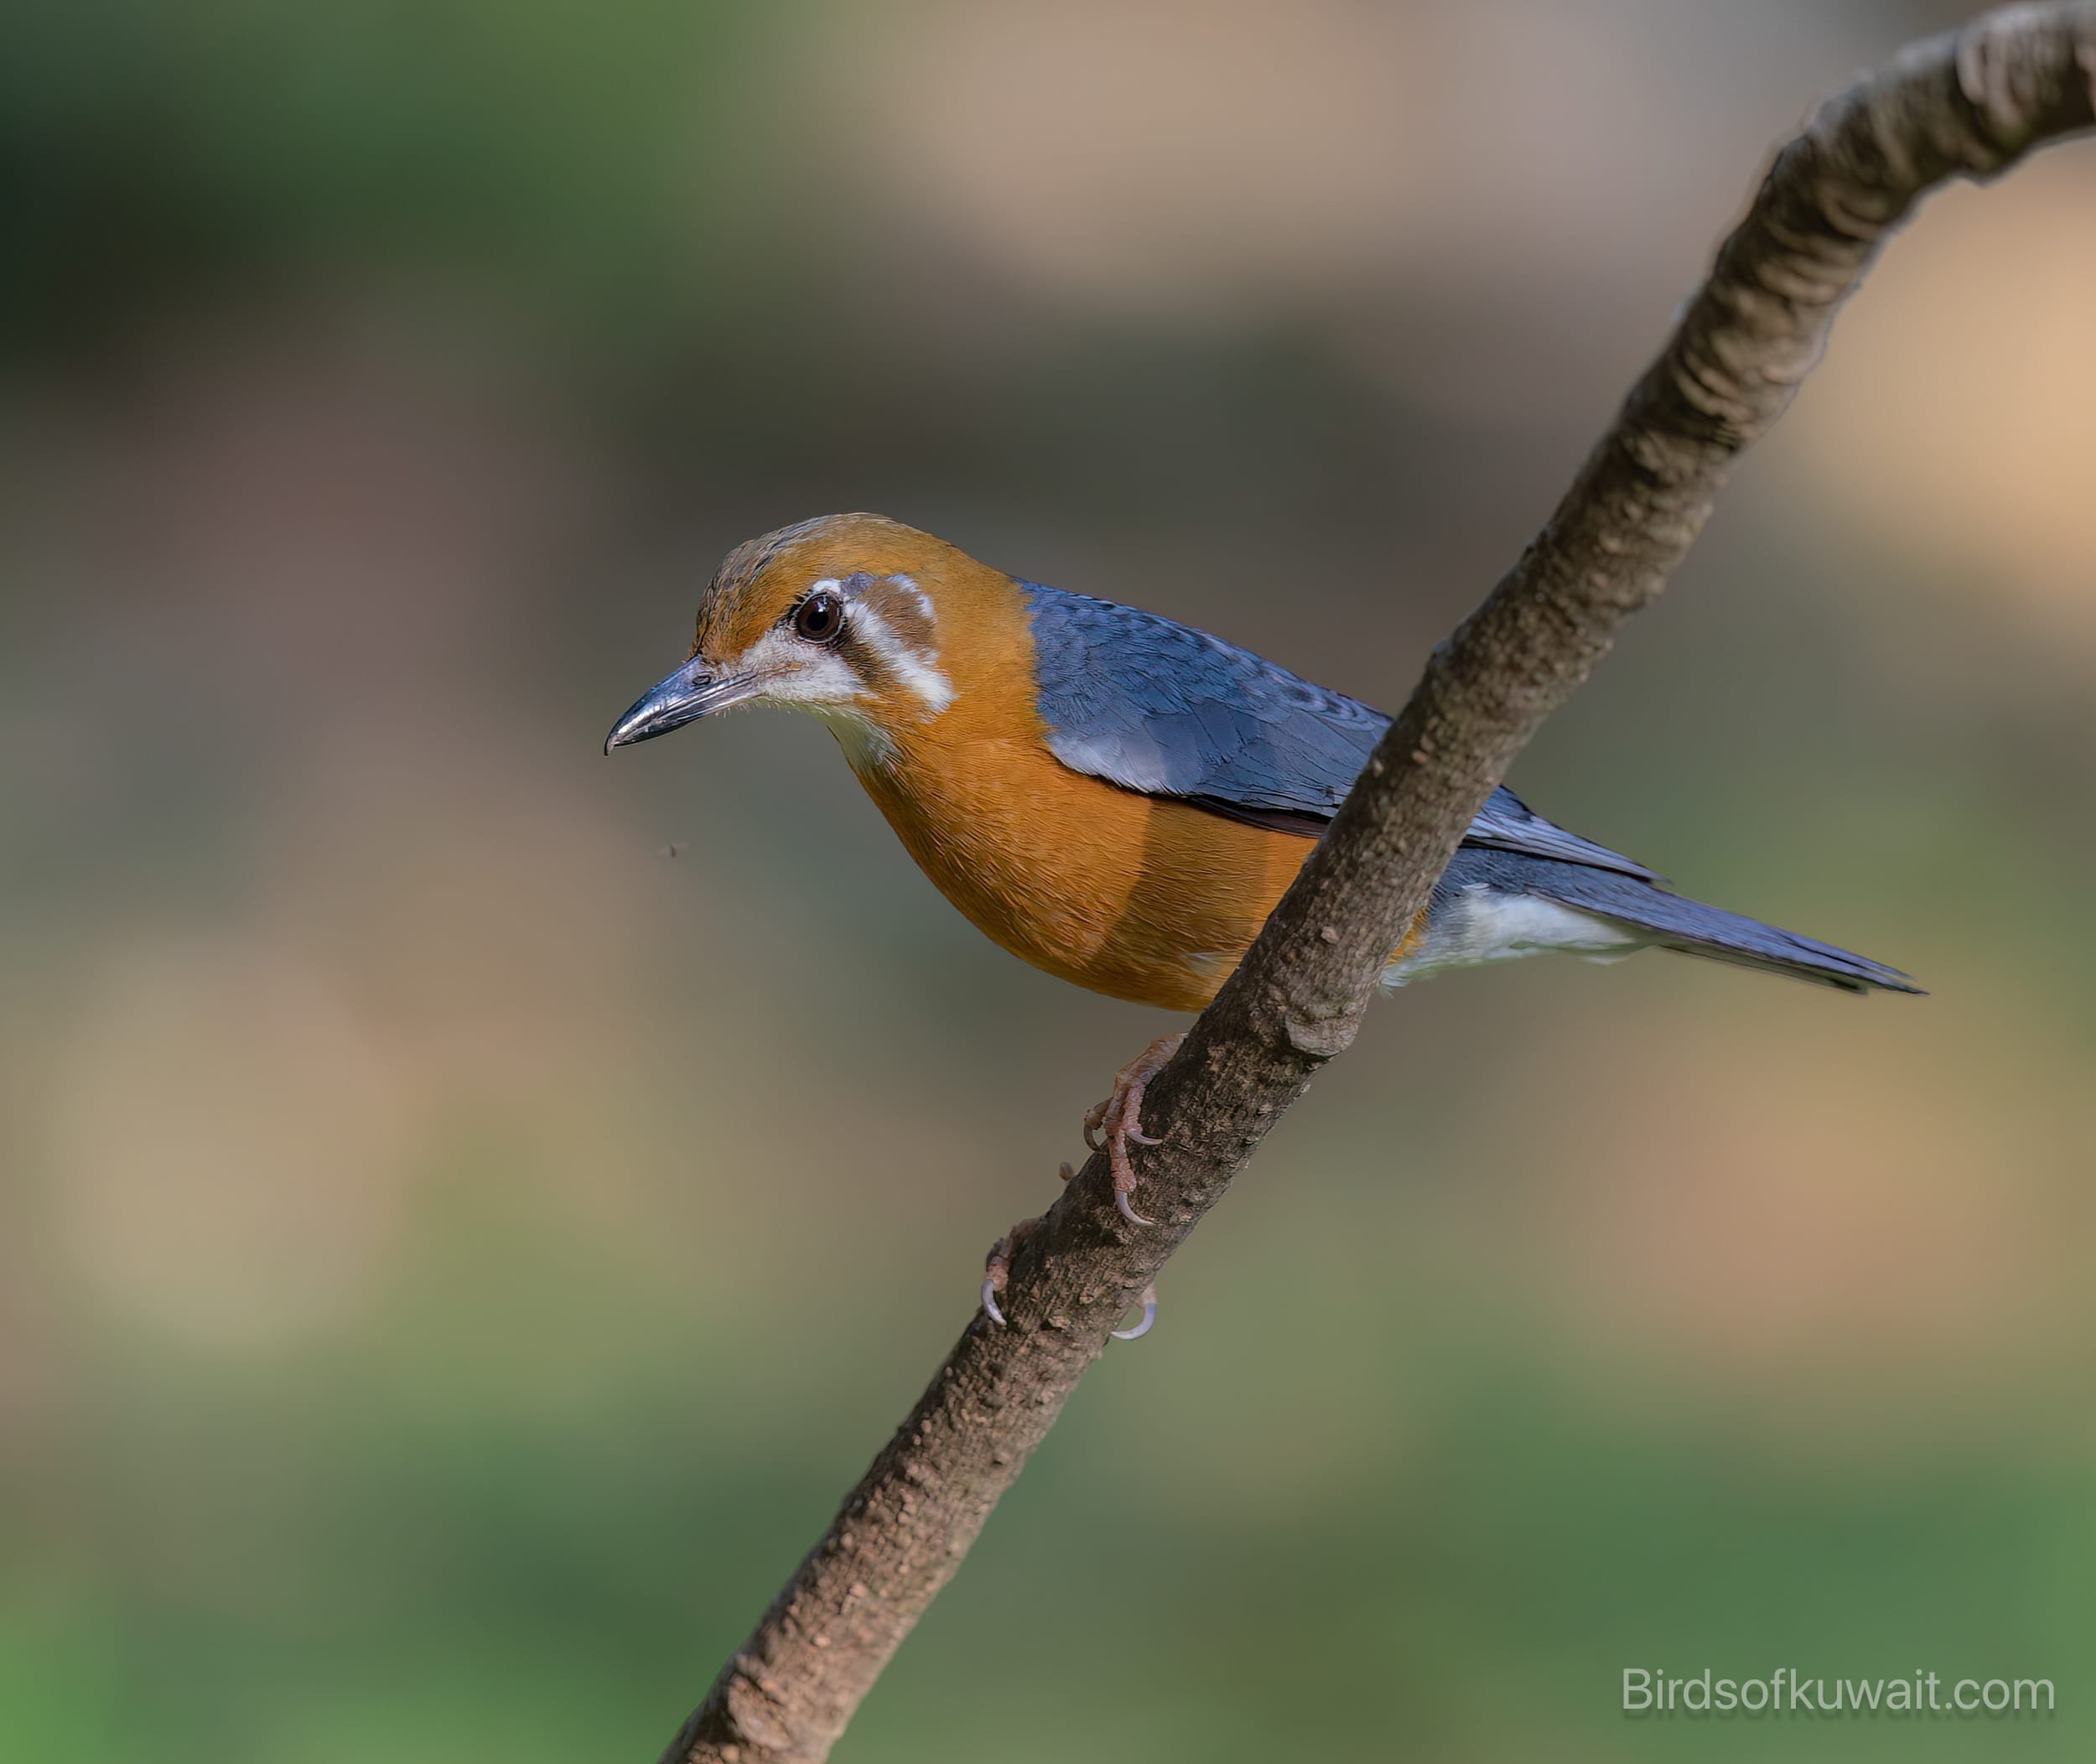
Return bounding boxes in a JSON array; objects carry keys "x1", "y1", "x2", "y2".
[{"x1": 657, "y1": 8, "x2": 2096, "y2": 1759}]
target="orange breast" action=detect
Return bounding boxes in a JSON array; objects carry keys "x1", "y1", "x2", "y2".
[
  {"x1": 838, "y1": 564, "x2": 1313, "y2": 1012},
  {"x1": 853, "y1": 737, "x2": 1310, "y2": 1011}
]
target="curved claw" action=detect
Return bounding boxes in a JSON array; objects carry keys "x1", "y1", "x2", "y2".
[
  {"x1": 1085, "y1": 1032, "x2": 1184, "y2": 1232},
  {"x1": 1111, "y1": 1286, "x2": 1158, "y2": 1341},
  {"x1": 983, "y1": 1279, "x2": 1008, "y2": 1326}
]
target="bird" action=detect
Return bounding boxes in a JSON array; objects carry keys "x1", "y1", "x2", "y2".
[{"x1": 606, "y1": 511, "x2": 1918, "y2": 1288}]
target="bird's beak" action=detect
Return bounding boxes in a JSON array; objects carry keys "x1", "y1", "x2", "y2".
[{"x1": 604, "y1": 656, "x2": 762, "y2": 753}]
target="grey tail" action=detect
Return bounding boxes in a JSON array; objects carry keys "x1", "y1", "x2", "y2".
[
  {"x1": 1455, "y1": 849, "x2": 1923, "y2": 995},
  {"x1": 1621, "y1": 911, "x2": 1922, "y2": 994}
]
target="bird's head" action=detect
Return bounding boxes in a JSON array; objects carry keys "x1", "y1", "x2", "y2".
[{"x1": 604, "y1": 512, "x2": 977, "y2": 761}]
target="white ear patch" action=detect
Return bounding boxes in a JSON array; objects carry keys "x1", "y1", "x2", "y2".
[
  {"x1": 891, "y1": 572, "x2": 937, "y2": 625},
  {"x1": 847, "y1": 593, "x2": 955, "y2": 716}
]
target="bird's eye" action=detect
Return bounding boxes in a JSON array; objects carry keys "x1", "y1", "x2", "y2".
[{"x1": 792, "y1": 590, "x2": 845, "y2": 645}]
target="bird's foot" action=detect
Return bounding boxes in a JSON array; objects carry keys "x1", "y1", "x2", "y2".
[
  {"x1": 981, "y1": 1215, "x2": 1041, "y2": 1327},
  {"x1": 981, "y1": 1168, "x2": 1159, "y2": 1341},
  {"x1": 1082, "y1": 1031, "x2": 1185, "y2": 1227},
  {"x1": 1112, "y1": 1284, "x2": 1159, "y2": 1341}
]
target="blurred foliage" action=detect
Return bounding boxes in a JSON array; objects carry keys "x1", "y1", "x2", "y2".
[
  {"x1": 3, "y1": 2, "x2": 2093, "y2": 1760},
  {"x1": 0, "y1": 0, "x2": 784, "y2": 355}
]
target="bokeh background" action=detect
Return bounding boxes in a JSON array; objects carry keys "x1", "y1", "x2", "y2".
[{"x1": 4, "y1": 2, "x2": 2093, "y2": 1759}]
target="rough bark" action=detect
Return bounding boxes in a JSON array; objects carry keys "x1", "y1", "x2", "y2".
[{"x1": 657, "y1": 9, "x2": 2096, "y2": 1760}]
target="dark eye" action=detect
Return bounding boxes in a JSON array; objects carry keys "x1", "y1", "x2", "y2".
[{"x1": 792, "y1": 589, "x2": 845, "y2": 645}]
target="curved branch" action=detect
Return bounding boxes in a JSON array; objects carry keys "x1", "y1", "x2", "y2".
[{"x1": 658, "y1": 8, "x2": 2096, "y2": 1760}]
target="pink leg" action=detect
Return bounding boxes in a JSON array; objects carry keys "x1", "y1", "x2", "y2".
[
  {"x1": 981, "y1": 1215, "x2": 1040, "y2": 1327},
  {"x1": 1081, "y1": 1032, "x2": 1185, "y2": 1227},
  {"x1": 982, "y1": 1160, "x2": 1082, "y2": 1325},
  {"x1": 982, "y1": 1165, "x2": 1160, "y2": 1343}
]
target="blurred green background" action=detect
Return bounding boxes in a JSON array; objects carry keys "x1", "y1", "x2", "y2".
[{"x1": 4, "y1": 2, "x2": 2093, "y2": 1759}]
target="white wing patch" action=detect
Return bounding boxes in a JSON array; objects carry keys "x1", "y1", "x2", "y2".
[{"x1": 1044, "y1": 728, "x2": 1172, "y2": 794}]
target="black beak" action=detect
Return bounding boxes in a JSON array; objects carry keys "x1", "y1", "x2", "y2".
[{"x1": 604, "y1": 656, "x2": 758, "y2": 753}]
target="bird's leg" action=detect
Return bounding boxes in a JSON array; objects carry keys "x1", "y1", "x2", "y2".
[
  {"x1": 983, "y1": 1164, "x2": 1160, "y2": 1340},
  {"x1": 981, "y1": 1214, "x2": 1041, "y2": 1327},
  {"x1": 983, "y1": 1159, "x2": 1081, "y2": 1324},
  {"x1": 1082, "y1": 1031, "x2": 1185, "y2": 1227}
]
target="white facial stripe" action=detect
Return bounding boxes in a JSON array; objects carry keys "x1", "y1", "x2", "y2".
[
  {"x1": 739, "y1": 626, "x2": 867, "y2": 707},
  {"x1": 727, "y1": 575, "x2": 952, "y2": 753},
  {"x1": 846, "y1": 598, "x2": 955, "y2": 716}
]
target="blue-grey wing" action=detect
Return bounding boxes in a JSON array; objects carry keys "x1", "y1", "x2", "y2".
[
  {"x1": 1466, "y1": 785, "x2": 1660, "y2": 882},
  {"x1": 1019, "y1": 582, "x2": 1658, "y2": 882},
  {"x1": 1020, "y1": 583, "x2": 1381, "y2": 821}
]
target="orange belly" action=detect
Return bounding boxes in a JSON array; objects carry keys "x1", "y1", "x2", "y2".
[{"x1": 848, "y1": 734, "x2": 1311, "y2": 1012}]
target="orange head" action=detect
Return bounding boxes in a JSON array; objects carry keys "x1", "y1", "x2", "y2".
[{"x1": 604, "y1": 512, "x2": 1014, "y2": 762}]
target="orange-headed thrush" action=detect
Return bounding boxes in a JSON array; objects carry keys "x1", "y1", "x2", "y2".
[{"x1": 607, "y1": 513, "x2": 1917, "y2": 1261}]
